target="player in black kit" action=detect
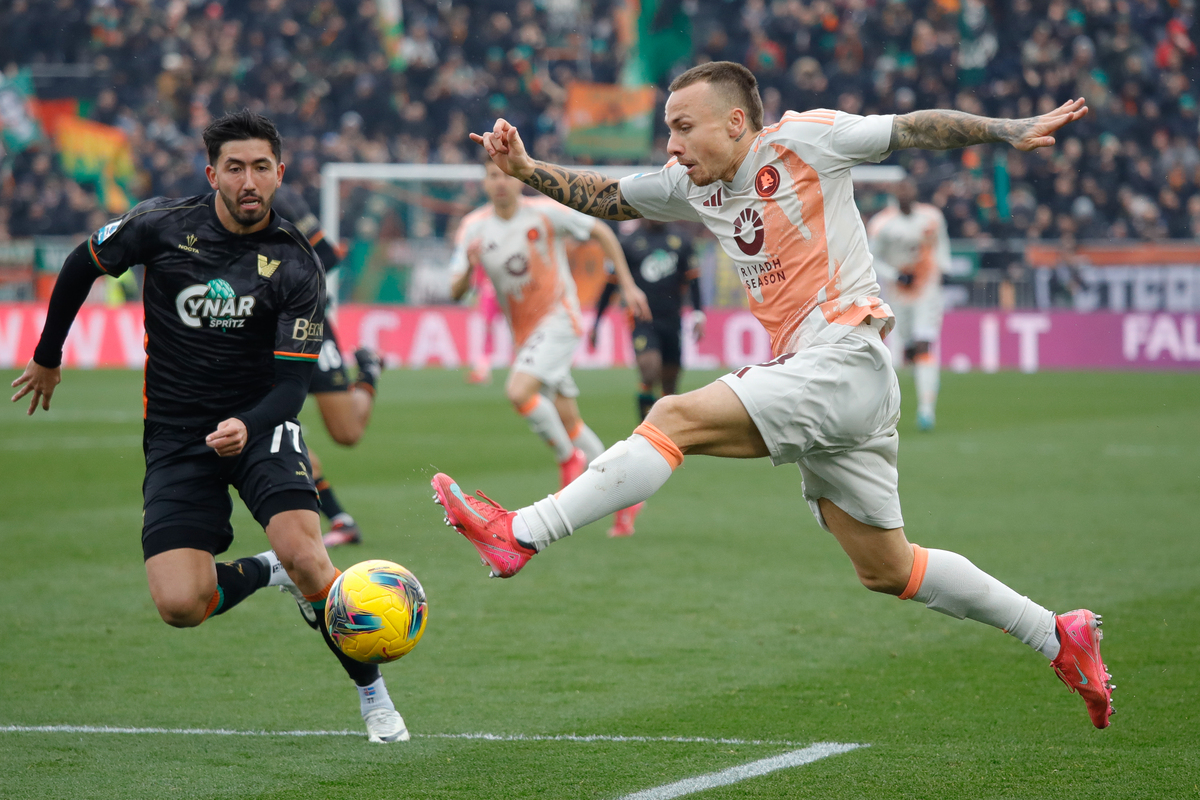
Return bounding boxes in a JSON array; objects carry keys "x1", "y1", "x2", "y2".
[
  {"x1": 271, "y1": 184, "x2": 380, "y2": 547},
  {"x1": 591, "y1": 219, "x2": 705, "y2": 421},
  {"x1": 10, "y1": 111, "x2": 408, "y2": 743}
]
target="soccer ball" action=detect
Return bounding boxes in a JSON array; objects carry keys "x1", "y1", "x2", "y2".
[{"x1": 325, "y1": 560, "x2": 428, "y2": 664}]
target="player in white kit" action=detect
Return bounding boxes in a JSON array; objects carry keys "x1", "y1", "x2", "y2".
[
  {"x1": 433, "y1": 62, "x2": 1113, "y2": 729},
  {"x1": 450, "y1": 161, "x2": 649, "y2": 487},
  {"x1": 867, "y1": 178, "x2": 949, "y2": 430}
]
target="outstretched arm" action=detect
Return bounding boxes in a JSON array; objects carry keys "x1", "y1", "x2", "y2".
[
  {"x1": 889, "y1": 98, "x2": 1088, "y2": 152},
  {"x1": 470, "y1": 119, "x2": 643, "y2": 220}
]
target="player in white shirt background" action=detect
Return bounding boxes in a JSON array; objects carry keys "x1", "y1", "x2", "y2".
[
  {"x1": 449, "y1": 160, "x2": 650, "y2": 489},
  {"x1": 433, "y1": 62, "x2": 1113, "y2": 729},
  {"x1": 867, "y1": 178, "x2": 950, "y2": 431}
]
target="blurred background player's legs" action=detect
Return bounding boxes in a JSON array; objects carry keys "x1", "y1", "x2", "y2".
[
  {"x1": 468, "y1": 274, "x2": 500, "y2": 385},
  {"x1": 309, "y1": 448, "x2": 360, "y2": 546},
  {"x1": 907, "y1": 341, "x2": 940, "y2": 431}
]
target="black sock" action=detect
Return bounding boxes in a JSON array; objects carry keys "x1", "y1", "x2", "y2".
[
  {"x1": 316, "y1": 609, "x2": 381, "y2": 687},
  {"x1": 315, "y1": 478, "x2": 348, "y2": 521},
  {"x1": 637, "y1": 391, "x2": 657, "y2": 421},
  {"x1": 210, "y1": 557, "x2": 270, "y2": 617}
]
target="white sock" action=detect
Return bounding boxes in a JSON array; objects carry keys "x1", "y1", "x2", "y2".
[
  {"x1": 914, "y1": 358, "x2": 939, "y2": 417},
  {"x1": 331, "y1": 512, "x2": 355, "y2": 527},
  {"x1": 255, "y1": 550, "x2": 290, "y2": 587},
  {"x1": 520, "y1": 395, "x2": 576, "y2": 462},
  {"x1": 358, "y1": 676, "x2": 396, "y2": 716},
  {"x1": 908, "y1": 547, "x2": 1059, "y2": 660},
  {"x1": 570, "y1": 422, "x2": 606, "y2": 464},
  {"x1": 515, "y1": 431, "x2": 677, "y2": 551}
]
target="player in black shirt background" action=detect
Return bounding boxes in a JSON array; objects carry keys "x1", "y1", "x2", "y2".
[
  {"x1": 271, "y1": 184, "x2": 380, "y2": 547},
  {"x1": 591, "y1": 220, "x2": 705, "y2": 419},
  {"x1": 590, "y1": 219, "x2": 705, "y2": 536},
  {"x1": 10, "y1": 111, "x2": 408, "y2": 743}
]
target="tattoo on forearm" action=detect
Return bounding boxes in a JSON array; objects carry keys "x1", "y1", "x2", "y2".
[
  {"x1": 890, "y1": 110, "x2": 1033, "y2": 151},
  {"x1": 523, "y1": 162, "x2": 642, "y2": 220}
]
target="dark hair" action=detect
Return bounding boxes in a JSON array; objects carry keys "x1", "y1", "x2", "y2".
[
  {"x1": 668, "y1": 61, "x2": 764, "y2": 131},
  {"x1": 202, "y1": 109, "x2": 283, "y2": 165}
]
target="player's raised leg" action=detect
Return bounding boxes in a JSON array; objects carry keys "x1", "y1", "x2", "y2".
[{"x1": 265, "y1": 507, "x2": 409, "y2": 742}]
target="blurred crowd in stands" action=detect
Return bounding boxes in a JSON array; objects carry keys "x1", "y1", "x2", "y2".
[{"x1": 3, "y1": 0, "x2": 1200, "y2": 243}]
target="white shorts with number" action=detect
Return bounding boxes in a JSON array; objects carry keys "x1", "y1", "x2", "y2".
[
  {"x1": 889, "y1": 281, "x2": 944, "y2": 347},
  {"x1": 512, "y1": 308, "x2": 581, "y2": 398},
  {"x1": 718, "y1": 321, "x2": 903, "y2": 532}
]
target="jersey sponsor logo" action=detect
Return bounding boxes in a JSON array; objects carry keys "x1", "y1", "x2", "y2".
[
  {"x1": 738, "y1": 256, "x2": 786, "y2": 302},
  {"x1": 257, "y1": 253, "x2": 281, "y2": 278},
  {"x1": 702, "y1": 187, "x2": 723, "y2": 208},
  {"x1": 291, "y1": 318, "x2": 324, "y2": 341},
  {"x1": 177, "y1": 233, "x2": 201, "y2": 254},
  {"x1": 732, "y1": 208, "x2": 765, "y2": 256},
  {"x1": 503, "y1": 253, "x2": 529, "y2": 277},
  {"x1": 639, "y1": 249, "x2": 679, "y2": 283},
  {"x1": 175, "y1": 279, "x2": 257, "y2": 329},
  {"x1": 95, "y1": 219, "x2": 122, "y2": 244},
  {"x1": 755, "y1": 165, "x2": 781, "y2": 198}
]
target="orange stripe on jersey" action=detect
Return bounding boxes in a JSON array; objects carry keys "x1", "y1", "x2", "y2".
[
  {"x1": 820, "y1": 296, "x2": 891, "y2": 327},
  {"x1": 87, "y1": 239, "x2": 111, "y2": 274},
  {"x1": 308, "y1": 230, "x2": 325, "y2": 246},
  {"x1": 274, "y1": 350, "x2": 319, "y2": 360}
]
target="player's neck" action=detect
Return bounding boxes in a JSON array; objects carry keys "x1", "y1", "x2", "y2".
[
  {"x1": 492, "y1": 198, "x2": 519, "y2": 220},
  {"x1": 718, "y1": 131, "x2": 760, "y2": 183},
  {"x1": 213, "y1": 192, "x2": 273, "y2": 235}
]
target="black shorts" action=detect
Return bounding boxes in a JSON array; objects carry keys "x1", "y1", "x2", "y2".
[
  {"x1": 308, "y1": 320, "x2": 350, "y2": 394},
  {"x1": 631, "y1": 318, "x2": 683, "y2": 367},
  {"x1": 141, "y1": 419, "x2": 319, "y2": 560}
]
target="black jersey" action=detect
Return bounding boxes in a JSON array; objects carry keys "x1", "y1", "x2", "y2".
[
  {"x1": 617, "y1": 229, "x2": 697, "y2": 320},
  {"x1": 87, "y1": 193, "x2": 325, "y2": 427}
]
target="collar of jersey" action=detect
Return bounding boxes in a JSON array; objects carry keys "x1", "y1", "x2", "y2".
[{"x1": 724, "y1": 146, "x2": 760, "y2": 193}]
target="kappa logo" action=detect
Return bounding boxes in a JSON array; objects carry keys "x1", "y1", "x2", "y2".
[
  {"x1": 177, "y1": 233, "x2": 201, "y2": 254},
  {"x1": 257, "y1": 253, "x2": 281, "y2": 278},
  {"x1": 755, "y1": 165, "x2": 781, "y2": 198},
  {"x1": 702, "y1": 187, "x2": 724, "y2": 208},
  {"x1": 732, "y1": 208, "x2": 765, "y2": 255},
  {"x1": 175, "y1": 279, "x2": 257, "y2": 329}
]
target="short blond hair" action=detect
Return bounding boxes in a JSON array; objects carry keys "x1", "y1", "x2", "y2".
[{"x1": 669, "y1": 61, "x2": 764, "y2": 130}]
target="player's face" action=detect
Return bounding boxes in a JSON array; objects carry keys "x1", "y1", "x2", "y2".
[
  {"x1": 483, "y1": 162, "x2": 522, "y2": 208},
  {"x1": 205, "y1": 139, "x2": 284, "y2": 232},
  {"x1": 895, "y1": 180, "x2": 917, "y2": 211},
  {"x1": 665, "y1": 82, "x2": 746, "y2": 187}
]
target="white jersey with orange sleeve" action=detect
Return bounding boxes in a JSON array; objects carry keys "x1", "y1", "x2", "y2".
[
  {"x1": 866, "y1": 202, "x2": 950, "y2": 299},
  {"x1": 620, "y1": 109, "x2": 896, "y2": 355},
  {"x1": 449, "y1": 196, "x2": 595, "y2": 347}
]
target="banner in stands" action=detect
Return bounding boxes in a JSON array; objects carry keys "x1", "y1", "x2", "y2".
[{"x1": 1, "y1": 305, "x2": 1198, "y2": 372}]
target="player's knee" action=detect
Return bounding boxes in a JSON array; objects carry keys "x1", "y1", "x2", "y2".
[
  {"x1": 326, "y1": 421, "x2": 363, "y2": 447},
  {"x1": 154, "y1": 595, "x2": 208, "y2": 628},
  {"x1": 507, "y1": 388, "x2": 536, "y2": 411},
  {"x1": 645, "y1": 392, "x2": 691, "y2": 429},
  {"x1": 854, "y1": 566, "x2": 907, "y2": 596},
  {"x1": 276, "y1": 545, "x2": 329, "y2": 587}
]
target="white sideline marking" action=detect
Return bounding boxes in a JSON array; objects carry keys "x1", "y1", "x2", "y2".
[
  {"x1": 0, "y1": 725, "x2": 825, "y2": 748},
  {"x1": 616, "y1": 743, "x2": 866, "y2": 800}
]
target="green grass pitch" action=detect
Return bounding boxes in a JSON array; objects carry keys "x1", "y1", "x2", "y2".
[{"x1": 1, "y1": 366, "x2": 1198, "y2": 799}]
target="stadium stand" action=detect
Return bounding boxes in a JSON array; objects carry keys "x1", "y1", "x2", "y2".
[{"x1": 2, "y1": 0, "x2": 1199, "y2": 245}]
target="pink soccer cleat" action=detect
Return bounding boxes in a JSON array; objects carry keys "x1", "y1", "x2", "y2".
[
  {"x1": 607, "y1": 502, "x2": 645, "y2": 537},
  {"x1": 431, "y1": 473, "x2": 535, "y2": 578},
  {"x1": 559, "y1": 448, "x2": 587, "y2": 489},
  {"x1": 1050, "y1": 609, "x2": 1115, "y2": 729},
  {"x1": 322, "y1": 519, "x2": 362, "y2": 547}
]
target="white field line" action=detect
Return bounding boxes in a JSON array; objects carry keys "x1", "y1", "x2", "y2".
[
  {"x1": 615, "y1": 742, "x2": 867, "y2": 800},
  {"x1": 0, "y1": 725, "x2": 825, "y2": 748}
]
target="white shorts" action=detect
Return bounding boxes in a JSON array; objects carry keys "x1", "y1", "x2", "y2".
[
  {"x1": 512, "y1": 308, "x2": 581, "y2": 398},
  {"x1": 718, "y1": 323, "x2": 903, "y2": 531},
  {"x1": 890, "y1": 281, "x2": 944, "y2": 347}
]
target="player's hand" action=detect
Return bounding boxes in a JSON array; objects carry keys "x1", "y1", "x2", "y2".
[
  {"x1": 620, "y1": 282, "x2": 651, "y2": 321},
  {"x1": 1009, "y1": 98, "x2": 1088, "y2": 151},
  {"x1": 691, "y1": 311, "x2": 706, "y2": 342},
  {"x1": 10, "y1": 359, "x2": 61, "y2": 416},
  {"x1": 206, "y1": 418, "x2": 248, "y2": 457},
  {"x1": 469, "y1": 119, "x2": 535, "y2": 180}
]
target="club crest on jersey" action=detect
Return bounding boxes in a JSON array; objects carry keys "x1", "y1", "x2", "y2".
[
  {"x1": 755, "y1": 165, "x2": 781, "y2": 198},
  {"x1": 733, "y1": 208, "x2": 765, "y2": 255},
  {"x1": 175, "y1": 279, "x2": 257, "y2": 329},
  {"x1": 95, "y1": 219, "x2": 122, "y2": 244},
  {"x1": 257, "y1": 254, "x2": 281, "y2": 277}
]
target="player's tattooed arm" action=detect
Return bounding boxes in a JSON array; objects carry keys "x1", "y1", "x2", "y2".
[
  {"x1": 889, "y1": 98, "x2": 1087, "y2": 152},
  {"x1": 523, "y1": 163, "x2": 643, "y2": 220}
]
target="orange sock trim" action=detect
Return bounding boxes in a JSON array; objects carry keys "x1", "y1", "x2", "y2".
[
  {"x1": 201, "y1": 589, "x2": 221, "y2": 622},
  {"x1": 303, "y1": 569, "x2": 342, "y2": 604},
  {"x1": 353, "y1": 381, "x2": 376, "y2": 397},
  {"x1": 633, "y1": 422, "x2": 684, "y2": 470},
  {"x1": 567, "y1": 420, "x2": 584, "y2": 439},
  {"x1": 315, "y1": 479, "x2": 331, "y2": 492},
  {"x1": 898, "y1": 544, "x2": 928, "y2": 601},
  {"x1": 516, "y1": 395, "x2": 541, "y2": 416},
  {"x1": 913, "y1": 352, "x2": 935, "y2": 365}
]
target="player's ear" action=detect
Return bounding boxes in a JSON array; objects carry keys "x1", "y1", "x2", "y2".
[
  {"x1": 728, "y1": 107, "x2": 746, "y2": 139},
  {"x1": 205, "y1": 163, "x2": 219, "y2": 190},
  {"x1": 276, "y1": 161, "x2": 285, "y2": 186}
]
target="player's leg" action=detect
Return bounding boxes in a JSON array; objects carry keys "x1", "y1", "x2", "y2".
[
  {"x1": 553, "y1": 392, "x2": 605, "y2": 466},
  {"x1": 310, "y1": 323, "x2": 379, "y2": 447},
  {"x1": 309, "y1": 447, "x2": 362, "y2": 547},
  {"x1": 658, "y1": 320, "x2": 683, "y2": 398},
  {"x1": 507, "y1": 369, "x2": 577, "y2": 464},
  {"x1": 911, "y1": 286, "x2": 944, "y2": 431},
  {"x1": 632, "y1": 320, "x2": 662, "y2": 420}
]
